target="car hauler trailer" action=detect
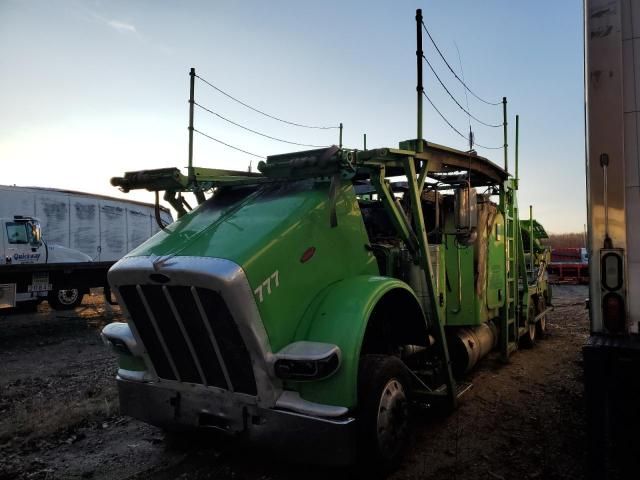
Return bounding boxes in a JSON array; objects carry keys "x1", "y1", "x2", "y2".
[
  {"x1": 0, "y1": 185, "x2": 172, "y2": 309},
  {"x1": 584, "y1": 1, "x2": 640, "y2": 478},
  {"x1": 100, "y1": 10, "x2": 551, "y2": 470},
  {"x1": 102, "y1": 147, "x2": 551, "y2": 468}
]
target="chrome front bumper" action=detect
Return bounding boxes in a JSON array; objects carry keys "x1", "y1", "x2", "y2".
[{"x1": 117, "y1": 377, "x2": 357, "y2": 465}]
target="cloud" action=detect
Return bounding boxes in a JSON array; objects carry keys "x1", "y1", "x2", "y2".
[{"x1": 106, "y1": 19, "x2": 137, "y2": 34}]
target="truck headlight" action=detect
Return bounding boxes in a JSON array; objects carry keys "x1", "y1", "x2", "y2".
[{"x1": 274, "y1": 341, "x2": 341, "y2": 381}]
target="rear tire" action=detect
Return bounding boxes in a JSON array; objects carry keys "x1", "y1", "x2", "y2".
[
  {"x1": 48, "y1": 289, "x2": 84, "y2": 310},
  {"x1": 357, "y1": 355, "x2": 411, "y2": 476}
]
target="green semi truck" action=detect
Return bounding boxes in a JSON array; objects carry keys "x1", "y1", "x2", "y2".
[{"x1": 101, "y1": 138, "x2": 550, "y2": 469}]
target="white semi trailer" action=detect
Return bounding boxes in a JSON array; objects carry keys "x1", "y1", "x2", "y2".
[
  {"x1": 0, "y1": 185, "x2": 172, "y2": 310},
  {"x1": 584, "y1": 1, "x2": 640, "y2": 478}
]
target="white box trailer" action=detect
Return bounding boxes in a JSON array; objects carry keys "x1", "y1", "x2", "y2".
[
  {"x1": 0, "y1": 185, "x2": 172, "y2": 309},
  {"x1": 584, "y1": 1, "x2": 640, "y2": 478},
  {"x1": 0, "y1": 185, "x2": 172, "y2": 262}
]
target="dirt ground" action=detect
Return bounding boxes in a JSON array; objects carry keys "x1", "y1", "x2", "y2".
[{"x1": 0, "y1": 285, "x2": 589, "y2": 480}]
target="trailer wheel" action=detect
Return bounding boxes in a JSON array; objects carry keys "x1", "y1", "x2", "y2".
[
  {"x1": 48, "y1": 289, "x2": 84, "y2": 310},
  {"x1": 357, "y1": 354, "x2": 411, "y2": 475},
  {"x1": 520, "y1": 303, "x2": 537, "y2": 348}
]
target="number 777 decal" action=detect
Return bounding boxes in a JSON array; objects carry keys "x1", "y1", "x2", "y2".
[{"x1": 254, "y1": 270, "x2": 280, "y2": 303}]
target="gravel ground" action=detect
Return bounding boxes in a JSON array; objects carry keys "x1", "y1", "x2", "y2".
[{"x1": 0, "y1": 285, "x2": 589, "y2": 480}]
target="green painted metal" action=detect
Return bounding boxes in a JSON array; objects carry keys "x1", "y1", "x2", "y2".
[
  {"x1": 292, "y1": 276, "x2": 424, "y2": 407},
  {"x1": 401, "y1": 155, "x2": 455, "y2": 406},
  {"x1": 118, "y1": 353, "x2": 147, "y2": 372},
  {"x1": 127, "y1": 178, "x2": 378, "y2": 358},
  {"x1": 529, "y1": 205, "x2": 534, "y2": 279},
  {"x1": 369, "y1": 167, "x2": 419, "y2": 255},
  {"x1": 487, "y1": 212, "x2": 506, "y2": 310},
  {"x1": 443, "y1": 207, "x2": 505, "y2": 327},
  {"x1": 500, "y1": 180, "x2": 519, "y2": 360},
  {"x1": 444, "y1": 231, "x2": 476, "y2": 325},
  {"x1": 112, "y1": 139, "x2": 550, "y2": 411},
  {"x1": 520, "y1": 219, "x2": 549, "y2": 241}
]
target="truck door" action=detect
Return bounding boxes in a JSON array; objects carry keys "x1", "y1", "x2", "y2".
[{"x1": 3, "y1": 220, "x2": 46, "y2": 265}]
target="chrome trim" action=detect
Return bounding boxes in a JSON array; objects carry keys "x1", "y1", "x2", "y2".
[
  {"x1": 116, "y1": 378, "x2": 357, "y2": 465},
  {"x1": 275, "y1": 341, "x2": 341, "y2": 362},
  {"x1": 162, "y1": 285, "x2": 207, "y2": 386},
  {"x1": 101, "y1": 322, "x2": 144, "y2": 357},
  {"x1": 108, "y1": 255, "x2": 281, "y2": 407},
  {"x1": 275, "y1": 391, "x2": 348, "y2": 418},
  {"x1": 136, "y1": 284, "x2": 182, "y2": 382},
  {"x1": 117, "y1": 369, "x2": 152, "y2": 382},
  {"x1": 192, "y1": 286, "x2": 234, "y2": 392}
]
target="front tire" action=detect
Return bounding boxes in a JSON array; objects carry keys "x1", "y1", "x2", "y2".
[
  {"x1": 357, "y1": 355, "x2": 411, "y2": 475},
  {"x1": 48, "y1": 289, "x2": 84, "y2": 310}
]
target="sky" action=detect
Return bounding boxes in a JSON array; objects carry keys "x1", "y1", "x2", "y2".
[{"x1": 0, "y1": 0, "x2": 585, "y2": 233}]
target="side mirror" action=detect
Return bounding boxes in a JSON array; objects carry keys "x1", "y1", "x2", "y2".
[{"x1": 29, "y1": 221, "x2": 42, "y2": 246}]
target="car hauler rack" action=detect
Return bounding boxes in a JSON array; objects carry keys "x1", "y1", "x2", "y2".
[{"x1": 101, "y1": 9, "x2": 551, "y2": 471}]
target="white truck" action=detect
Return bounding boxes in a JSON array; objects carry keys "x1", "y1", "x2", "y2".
[
  {"x1": 584, "y1": 1, "x2": 640, "y2": 478},
  {"x1": 0, "y1": 185, "x2": 172, "y2": 310}
]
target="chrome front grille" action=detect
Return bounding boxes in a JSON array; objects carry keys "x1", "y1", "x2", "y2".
[{"x1": 118, "y1": 284, "x2": 257, "y2": 396}]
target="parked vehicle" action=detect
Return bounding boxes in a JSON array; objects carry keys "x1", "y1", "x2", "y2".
[
  {"x1": 548, "y1": 247, "x2": 589, "y2": 284},
  {"x1": 0, "y1": 185, "x2": 172, "y2": 310},
  {"x1": 584, "y1": 1, "x2": 640, "y2": 478},
  {"x1": 101, "y1": 9, "x2": 551, "y2": 470},
  {"x1": 102, "y1": 140, "x2": 550, "y2": 468}
]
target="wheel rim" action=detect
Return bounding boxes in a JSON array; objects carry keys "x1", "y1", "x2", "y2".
[
  {"x1": 538, "y1": 297, "x2": 547, "y2": 333},
  {"x1": 376, "y1": 378, "x2": 409, "y2": 457},
  {"x1": 538, "y1": 314, "x2": 546, "y2": 333},
  {"x1": 527, "y1": 305, "x2": 536, "y2": 343},
  {"x1": 529, "y1": 323, "x2": 536, "y2": 342},
  {"x1": 58, "y1": 289, "x2": 79, "y2": 305}
]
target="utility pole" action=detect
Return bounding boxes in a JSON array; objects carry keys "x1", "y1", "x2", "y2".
[{"x1": 416, "y1": 9, "x2": 424, "y2": 153}]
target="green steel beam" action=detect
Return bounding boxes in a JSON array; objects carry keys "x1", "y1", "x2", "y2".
[
  {"x1": 369, "y1": 165, "x2": 419, "y2": 256},
  {"x1": 402, "y1": 156, "x2": 457, "y2": 408}
]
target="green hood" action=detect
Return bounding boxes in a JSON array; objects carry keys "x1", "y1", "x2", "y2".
[{"x1": 126, "y1": 179, "x2": 378, "y2": 351}]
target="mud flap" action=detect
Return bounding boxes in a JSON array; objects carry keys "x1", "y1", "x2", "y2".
[{"x1": 584, "y1": 336, "x2": 640, "y2": 480}]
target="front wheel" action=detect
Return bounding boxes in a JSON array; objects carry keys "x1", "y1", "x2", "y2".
[
  {"x1": 48, "y1": 289, "x2": 84, "y2": 310},
  {"x1": 357, "y1": 355, "x2": 411, "y2": 475}
]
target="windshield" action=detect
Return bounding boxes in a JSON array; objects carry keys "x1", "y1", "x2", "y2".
[
  {"x1": 5, "y1": 221, "x2": 40, "y2": 245},
  {"x1": 6, "y1": 222, "x2": 29, "y2": 244}
]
